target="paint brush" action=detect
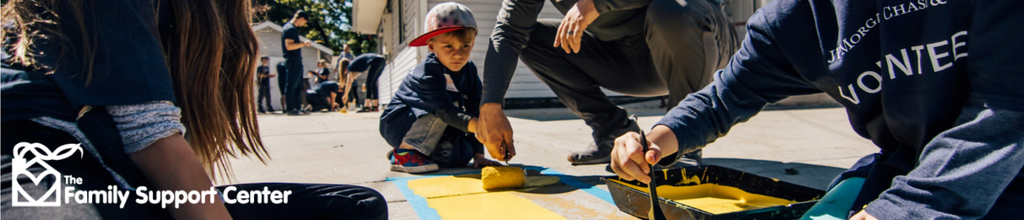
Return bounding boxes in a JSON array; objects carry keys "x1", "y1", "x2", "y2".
[{"x1": 634, "y1": 115, "x2": 666, "y2": 220}]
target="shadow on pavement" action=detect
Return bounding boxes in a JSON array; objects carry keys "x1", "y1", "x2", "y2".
[{"x1": 701, "y1": 158, "x2": 848, "y2": 190}]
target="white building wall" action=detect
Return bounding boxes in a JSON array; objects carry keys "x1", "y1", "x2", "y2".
[{"x1": 377, "y1": 0, "x2": 427, "y2": 105}]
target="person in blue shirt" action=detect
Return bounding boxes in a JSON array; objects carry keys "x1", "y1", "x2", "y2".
[
  {"x1": 337, "y1": 44, "x2": 356, "y2": 65},
  {"x1": 610, "y1": 1, "x2": 1024, "y2": 219},
  {"x1": 380, "y1": 3, "x2": 503, "y2": 173},
  {"x1": 281, "y1": 10, "x2": 313, "y2": 116},
  {"x1": 306, "y1": 81, "x2": 343, "y2": 112}
]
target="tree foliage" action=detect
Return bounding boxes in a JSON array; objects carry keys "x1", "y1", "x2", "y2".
[{"x1": 253, "y1": 0, "x2": 377, "y2": 55}]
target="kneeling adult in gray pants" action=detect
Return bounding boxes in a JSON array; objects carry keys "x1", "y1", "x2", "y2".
[{"x1": 476, "y1": 0, "x2": 738, "y2": 165}]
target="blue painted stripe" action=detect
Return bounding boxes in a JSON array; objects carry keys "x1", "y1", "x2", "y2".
[
  {"x1": 535, "y1": 167, "x2": 616, "y2": 204},
  {"x1": 392, "y1": 178, "x2": 440, "y2": 220}
]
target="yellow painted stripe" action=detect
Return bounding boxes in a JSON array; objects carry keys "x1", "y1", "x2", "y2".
[
  {"x1": 408, "y1": 174, "x2": 487, "y2": 198},
  {"x1": 426, "y1": 192, "x2": 567, "y2": 220},
  {"x1": 408, "y1": 175, "x2": 568, "y2": 219}
]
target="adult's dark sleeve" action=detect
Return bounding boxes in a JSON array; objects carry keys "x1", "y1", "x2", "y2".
[{"x1": 482, "y1": 0, "x2": 547, "y2": 105}]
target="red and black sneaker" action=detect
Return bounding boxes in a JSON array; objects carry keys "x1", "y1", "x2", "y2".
[{"x1": 390, "y1": 149, "x2": 439, "y2": 173}]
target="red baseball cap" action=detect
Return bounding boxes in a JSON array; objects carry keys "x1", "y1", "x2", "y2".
[{"x1": 409, "y1": 2, "x2": 477, "y2": 47}]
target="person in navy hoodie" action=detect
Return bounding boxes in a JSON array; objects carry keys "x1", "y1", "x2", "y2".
[
  {"x1": 380, "y1": 3, "x2": 504, "y2": 173},
  {"x1": 610, "y1": 1, "x2": 1023, "y2": 219}
]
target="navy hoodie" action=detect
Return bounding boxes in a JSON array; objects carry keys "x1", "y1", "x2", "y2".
[
  {"x1": 379, "y1": 53, "x2": 483, "y2": 154},
  {"x1": 657, "y1": 0, "x2": 1024, "y2": 219}
]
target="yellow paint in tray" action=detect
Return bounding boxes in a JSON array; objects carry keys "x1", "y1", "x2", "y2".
[{"x1": 608, "y1": 179, "x2": 794, "y2": 214}]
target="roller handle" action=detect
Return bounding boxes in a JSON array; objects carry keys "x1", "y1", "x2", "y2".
[{"x1": 502, "y1": 142, "x2": 510, "y2": 166}]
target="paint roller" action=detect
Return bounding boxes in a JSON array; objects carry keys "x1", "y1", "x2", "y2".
[
  {"x1": 481, "y1": 143, "x2": 566, "y2": 190},
  {"x1": 482, "y1": 142, "x2": 525, "y2": 190},
  {"x1": 481, "y1": 166, "x2": 526, "y2": 190}
]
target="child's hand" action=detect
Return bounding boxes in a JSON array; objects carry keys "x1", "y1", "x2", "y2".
[{"x1": 473, "y1": 153, "x2": 504, "y2": 168}]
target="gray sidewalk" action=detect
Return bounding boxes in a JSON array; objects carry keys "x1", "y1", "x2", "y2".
[{"x1": 226, "y1": 105, "x2": 876, "y2": 219}]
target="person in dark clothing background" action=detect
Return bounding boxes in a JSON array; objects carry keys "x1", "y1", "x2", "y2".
[
  {"x1": 256, "y1": 56, "x2": 276, "y2": 113},
  {"x1": 346, "y1": 53, "x2": 386, "y2": 113},
  {"x1": 281, "y1": 10, "x2": 312, "y2": 116},
  {"x1": 306, "y1": 81, "x2": 343, "y2": 112},
  {"x1": 276, "y1": 60, "x2": 288, "y2": 113},
  {"x1": 474, "y1": 0, "x2": 738, "y2": 165}
]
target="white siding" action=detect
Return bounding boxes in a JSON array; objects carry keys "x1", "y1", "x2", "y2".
[{"x1": 377, "y1": 0, "x2": 427, "y2": 105}]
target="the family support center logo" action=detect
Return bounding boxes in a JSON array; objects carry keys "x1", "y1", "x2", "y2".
[{"x1": 11, "y1": 142, "x2": 292, "y2": 208}]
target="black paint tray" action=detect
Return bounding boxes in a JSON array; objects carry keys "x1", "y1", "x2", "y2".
[{"x1": 601, "y1": 165, "x2": 825, "y2": 220}]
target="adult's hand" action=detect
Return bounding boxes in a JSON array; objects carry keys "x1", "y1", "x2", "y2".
[
  {"x1": 477, "y1": 103, "x2": 515, "y2": 161},
  {"x1": 610, "y1": 126, "x2": 679, "y2": 184},
  {"x1": 553, "y1": 0, "x2": 600, "y2": 54}
]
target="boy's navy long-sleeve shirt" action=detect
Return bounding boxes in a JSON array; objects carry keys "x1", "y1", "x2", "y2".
[
  {"x1": 657, "y1": 0, "x2": 1024, "y2": 219},
  {"x1": 380, "y1": 53, "x2": 482, "y2": 150}
]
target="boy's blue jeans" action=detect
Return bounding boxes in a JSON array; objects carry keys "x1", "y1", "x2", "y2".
[{"x1": 400, "y1": 114, "x2": 474, "y2": 167}]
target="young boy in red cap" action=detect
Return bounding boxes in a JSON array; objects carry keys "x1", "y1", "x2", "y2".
[{"x1": 380, "y1": 2, "x2": 504, "y2": 173}]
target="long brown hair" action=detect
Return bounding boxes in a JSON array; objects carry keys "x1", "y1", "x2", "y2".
[
  {"x1": 2, "y1": 0, "x2": 269, "y2": 181},
  {"x1": 337, "y1": 58, "x2": 351, "y2": 84}
]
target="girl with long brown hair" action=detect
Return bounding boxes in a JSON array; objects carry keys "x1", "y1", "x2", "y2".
[{"x1": 1, "y1": 0, "x2": 386, "y2": 219}]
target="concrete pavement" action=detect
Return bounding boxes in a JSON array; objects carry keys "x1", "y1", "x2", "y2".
[{"x1": 226, "y1": 104, "x2": 877, "y2": 219}]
